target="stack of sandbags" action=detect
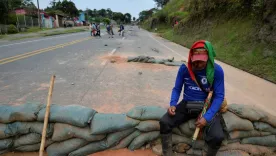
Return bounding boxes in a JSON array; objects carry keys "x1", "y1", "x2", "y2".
[
  {"x1": 0, "y1": 103, "x2": 275, "y2": 156},
  {"x1": 127, "y1": 55, "x2": 184, "y2": 66},
  {"x1": 0, "y1": 103, "x2": 54, "y2": 154},
  {"x1": 0, "y1": 103, "x2": 97, "y2": 155}
]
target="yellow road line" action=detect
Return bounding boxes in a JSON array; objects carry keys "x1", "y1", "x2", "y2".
[{"x1": 0, "y1": 37, "x2": 91, "y2": 65}]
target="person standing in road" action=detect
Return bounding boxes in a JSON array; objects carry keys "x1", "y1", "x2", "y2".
[
  {"x1": 119, "y1": 24, "x2": 125, "y2": 37},
  {"x1": 96, "y1": 23, "x2": 101, "y2": 37}
]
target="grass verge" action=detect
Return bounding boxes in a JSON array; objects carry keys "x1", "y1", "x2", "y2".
[
  {"x1": 43, "y1": 28, "x2": 87, "y2": 37},
  {"x1": 145, "y1": 18, "x2": 276, "y2": 83}
]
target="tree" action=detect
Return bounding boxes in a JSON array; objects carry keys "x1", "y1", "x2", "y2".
[
  {"x1": 133, "y1": 17, "x2": 136, "y2": 21},
  {"x1": 113, "y1": 12, "x2": 124, "y2": 23},
  {"x1": 139, "y1": 10, "x2": 154, "y2": 21},
  {"x1": 106, "y1": 8, "x2": 113, "y2": 19},
  {"x1": 46, "y1": 0, "x2": 79, "y2": 17},
  {"x1": 98, "y1": 9, "x2": 106, "y2": 17},
  {"x1": 60, "y1": 0, "x2": 79, "y2": 17},
  {"x1": 124, "y1": 13, "x2": 132, "y2": 23},
  {"x1": 154, "y1": 0, "x2": 170, "y2": 8},
  {"x1": 102, "y1": 18, "x2": 111, "y2": 24}
]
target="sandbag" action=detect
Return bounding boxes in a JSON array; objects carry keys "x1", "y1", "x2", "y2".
[
  {"x1": 127, "y1": 56, "x2": 154, "y2": 63},
  {"x1": 227, "y1": 104, "x2": 266, "y2": 121},
  {"x1": 0, "y1": 103, "x2": 43, "y2": 123},
  {"x1": 262, "y1": 114, "x2": 276, "y2": 128},
  {"x1": 229, "y1": 130, "x2": 271, "y2": 139},
  {"x1": 179, "y1": 122, "x2": 194, "y2": 136},
  {"x1": 217, "y1": 150, "x2": 250, "y2": 156},
  {"x1": 164, "y1": 61, "x2": 183, "y2": 66},
  {"x1": 15, "y1": 139, "x2": 54, "y2": 152},
  {"x1": 153, "y1": 59, "x2": 165, "y2": 64},
  {"x1": 219, "y1": 142, "x2": 275, "y2": 155},
  {"x1": 110, "y1": 130, "x2": 141, "y2": 150},
  {"x1": 227, "y1": 139, "x2": 240, "y2": 144},
  {"x1": 172, "y1": 128, "x2": 184, "y2": 136},
  {"x1": 127, "y1": 106, "x2": 166, "y2": 120},
  {"x1": 186, "y1": 148, "x2": 203, "y2": 156},
  {"x1": 46, "y1": 138, "x2": 88, "y2": 156},
  {"x1": 222, "y1": 111, "x2": 254, "y2": 132},
  {"x1": 38, "y1": 104, "x2": 97, "y2": 127},
  {"x1": 68, "y1": 140, "x2": 108, "y2": 156},
  {"x1": 173, "y1": 143, "x2": 191, "y2": 153},
  {"x1": 13, "y1": 133, "x2": 41, "y2": 148},
  {"x1": 128, "y1": 131, "x2": 160, "y2": 150},
  {"x1": 254, "y1": 122, "x2": 276, "y2": 134},
  {"x1": 0, "y1": 138, "x2": 13, "y2": 151},
  {"x1": 192, "y1": 140, "x2": 205, "y2": 150},
  {"x1": 106, "y1": 128, "x2": 135, "y2": 147},
  {"x1": 90, "y1": 113, "x2": 139, "y2": 135},
  {"x1": 52, "y1": 123, "x2": 105, "y2": 142},
  {"x1": 135, "y1": 120, "x2": 160, "y2": 132},
  {"x1": 0, "y1": 124, "x2": 8, "y2": 139},
  {"x1": 172, "y1": 134, "x2": 191, "y2": 145},
  {"x1": 241, "y1": 135, "x2": 276, "y2": 147},
  {"x1": 6, "y1": 122, "x2": 53, "y2": 138}
]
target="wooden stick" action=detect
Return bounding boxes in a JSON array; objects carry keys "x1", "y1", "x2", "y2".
[{"x1": 39, "y1": 75, "x2": 55, "y2": 156}]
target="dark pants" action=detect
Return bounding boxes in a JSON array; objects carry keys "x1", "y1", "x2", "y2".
[
  {"x1": 159, "y1": 101, "x2": 224, "y2": 149},
  {"x1": 96, "y1": 30, "x2": 101, "y2": 36}
]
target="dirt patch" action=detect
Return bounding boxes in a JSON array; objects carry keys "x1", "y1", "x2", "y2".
[
  {"x1": 100, "y1": 55, "x2": 128, "y2": 64},
  {"x1": 90, "y1": 149, "x2": 156, "y2": 156},
  {"x1": 36, "y1": 83, "x2": 49, "y2": 91}
]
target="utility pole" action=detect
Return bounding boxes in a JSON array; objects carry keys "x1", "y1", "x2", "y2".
[{"x1": 37, "y1": 0, "x2": 41, "y2": 29}]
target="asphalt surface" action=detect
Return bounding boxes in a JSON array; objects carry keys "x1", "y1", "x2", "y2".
[{"x1": 0, "y1": 26, "x2": 276, "y2": 115}]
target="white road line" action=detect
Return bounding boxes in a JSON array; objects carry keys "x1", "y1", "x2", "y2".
[
  {"x1": 108, "y1": 48, "x2": 116, "y2": 56},
  {"x1": 0, "y1": 32, "x2": 87, "y2": 48},
  {"x1": 148, "y1": 33, "x2": 188, "y2": 60},
  {"x1": 102, "y1": 48, "x2": 117, "y2": 66},
  {"x1": 122, "y1": 37, "x2": 125, "y2": 40}
]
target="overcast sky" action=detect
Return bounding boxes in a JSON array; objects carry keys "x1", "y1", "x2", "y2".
[{"x1": 38, "y1": 0, "x2": 156, "y2": 18}]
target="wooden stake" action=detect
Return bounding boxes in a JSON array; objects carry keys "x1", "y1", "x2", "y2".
[{"x1": 39, "y1": 75, "x2": 55, "y2": 156}]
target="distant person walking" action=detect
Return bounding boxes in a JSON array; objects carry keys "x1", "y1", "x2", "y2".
[
  {"x1": 96, "y1": 23, "x2": 101, "y2": 37},
  {"x1": 106, "y1": 24, "x2": 113, "y2": 38},
  {"x1": 119, "y1": 24, "x2": 125, "y2": 37},
  {"x1": 92, "y1": 23, "x2": 97, "y2": 36}
]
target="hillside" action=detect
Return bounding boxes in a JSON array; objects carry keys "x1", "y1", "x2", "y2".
[{"x1": 142, "y1": 0, "x2": 276, "y2": 83}]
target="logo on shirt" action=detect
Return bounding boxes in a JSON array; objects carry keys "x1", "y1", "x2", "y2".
[
  {"x1": 201, "y1": 77, "x2": 208, "y2": 85},
  {"x1": 189, "y1": 86, "x2": 202, "y2": 91}
]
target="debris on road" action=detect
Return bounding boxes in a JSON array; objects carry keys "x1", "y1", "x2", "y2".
[
  {"x1": 151, "y1": 48, "x2": 159, "y2": 53},
  {"x1": 138, "y1": 72, "x2": 143, "y2": 75},
  {"x1": 127, "y1": 55, "x2": 184, "y2": 66}
]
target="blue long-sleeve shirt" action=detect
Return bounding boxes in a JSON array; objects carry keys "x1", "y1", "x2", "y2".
[{"x1": 170, "y1": 64, "x2": 225, "y2": 122}]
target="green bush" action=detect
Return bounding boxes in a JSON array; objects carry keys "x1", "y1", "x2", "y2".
[
  {"x1": 155, "y1": 10, "x2": 168, "y2": 23},
  {"x1": 168, "y1": 11, "x2": 189, "y2": 24},
  {"x1": 102, "y1": 18, "x2": 111, "y2": 24},
  {"x1": 7, "y1": 25, "x2": 18, "y2": 34},
  {"x1": 8, "y1": 14, "x2": 17, "y2": 25}
]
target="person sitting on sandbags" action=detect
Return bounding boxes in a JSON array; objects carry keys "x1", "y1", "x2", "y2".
[{"x1": 159, "y1": 40, "x2": 227, "y2": 156}]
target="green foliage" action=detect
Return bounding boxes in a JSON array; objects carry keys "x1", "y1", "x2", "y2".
[
  {"x1": 124, "y1": 13, "x2": 132, "y2": 23},
  {"x1": 7, "y1": 14, "x2": 17, "y2": 25},
  {"x1": 7, "y1": 25, "x2": 18, "y2": 34},
  {"x1": 102, "y1": 18, "x2": 111, "y2": 24},
  {"x1": 168, "y1": 11, "x2": 189, "y2": 24},
  {"x1": 155, "y1": 10, "x2": 168, "y2": 23},
  {"x1": 154, "y1": 0, "x2": 170, "y2": 8}
]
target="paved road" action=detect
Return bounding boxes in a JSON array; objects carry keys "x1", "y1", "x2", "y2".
[{"x1": 0, "y1": 26, "x2": 275, "y2": 115}]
